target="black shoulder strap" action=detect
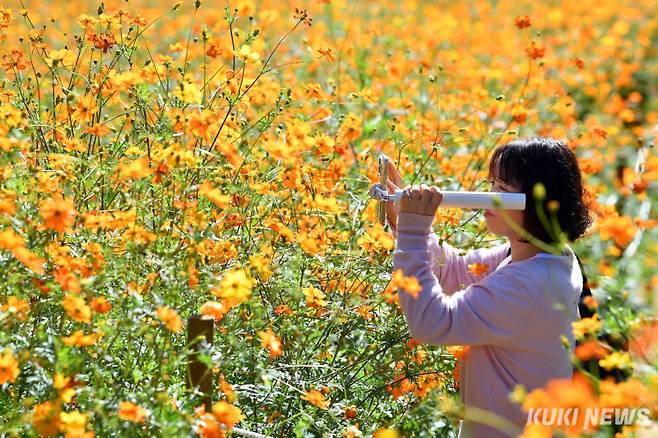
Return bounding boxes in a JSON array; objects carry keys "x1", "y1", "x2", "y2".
[
  {"x1": 505, "y1": 247, "x2": 595, "y2": 319},
  {"x1": 574, "y1": 252, "x2": 595, "y2": 319}
]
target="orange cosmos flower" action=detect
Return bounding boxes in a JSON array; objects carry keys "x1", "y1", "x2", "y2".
[
  {"x1": 522, "y1": 372, "x2": 598, "y2": 434},
  {"x1": 343, "y1": 405, "x2": 358, "y2": 420},
  {"x1": 195, "y1": 413, "x2": 222, "y2": 438},
  {"x1": 446, "y1": 345, "x2": 471, "y2": 361},
  {"x1": 53, "y1": 373, "x2": 77, "y2": 403},
  {"x1": 525, "y1": 40, "x2": 546, "y2": 60},
  {"x1": 39, "y1": 194, "x2": 77, "y2": 233},
  {"x1": 198, "y1": 182, "x2": 232, "y2": 210},
  {"x1": 31, "y1": 400, "x2": 61, "y2": 436},
  {"x1": 62, "y1": 294, "x2": 92, "y2": 324},
  {"x1": 274, "y1": 304, "x2": 293, "y2": 316},
  {"x1": 581, "y1": 295, "x2": 597, "y2": 312},
  {"x1": 117, "y1": 156, "x2": 151, "y2": 181},
  {"x1": 317, "y1": 47, "x2": 335, "y2": 62},
  {"x1": 257, "y1": 327, "x2": 283, "y2": 358},
  {"x1": 514, "y1": 15, "x2": 531, "y2": 29},
  {"x1": 390, "y1": 269, "x2": 422, "y2": 299},
  {"x1": 0, "y1": 229, "x2": 44, "y2": 273},
  {"x1": 62, "y1": 330, "x2": 98, "y2": 347},
  {"x1": 218, "y1": 373, "x2": 236, "y2": 402},
  {"x1": 629, "y1": 318, "x2": 658, "y2": 364},
  {"x1": 61, "y1": 413, "x2": 91, "y2": 435},
  {"x1": 598, "y1": 377, "x2": 656, "y2": 409},
  {"x1": 90, "y1": 296, "x2": 112, "y2": 313},
  {"x1": 1, "y1": 49, "x2": 27, "y2": 72},
  {"x1": 596, "y1": 214, "x2": 636, "y2": 248},
  {"x1": 188, "y1": 262, "x2": 199, "y2": 288},
  {"x1": 572, "y1": 57, "x2": 585, "y2": 69},
  {"x1": 248, "y1": 254, "x2": 273, "y2": 282},
  {"x1": 53, "y1": 266, "x2": 81, "y2": 294},
  {"x1": 1, "y1": 296, "x2": 29, "y2": 320},
  {"x1": 467, "y1": 262, "x2": 490, "y2": 277},
  {"x1": 118, "y1": 401, "x2": 146, "y2": 423},
  {"x1": 200, "y1": 301, "x2": 227, "y2": 322},
  {"x1": 211, "y1": 400, "x2": 243, "y2": 431},
  {"x1": 205, "y1": 37, "x2": 224, "y2": 58},
  {"x1": 574, "y1": 339, "x2": 611, "y2": 361},
  {"x1": 84, "y1": 123, "x2": 111, "y2": 137},
  {"x1": 11, "y1": 245, "x2": 46, "y2": 275},
  {"x1": 511, "y1": 103, "x2": 528, "y2": 124},
  {"x1": 0, "y1": 349, "x2": 20, "y2": 384},
  {"x1": 344, "y1": 425, "x2": 362, "y2": 438},
  {"x1": 189, "y1": 111, "x2": 214, "y2": 139},
  {"x1": 0, "y1": 228, "x2": 23, "y2": 250},
  {"x1": 91, "y1": 32, "x2": 117, "y2": 53},
  {"x1": 156, "y1": 306, "x2": 183, "y2": 332},
  {"x1": 301, "y1": 389, "x2": 330, "y2": 409},
  {"x1": 71, "y1": 94, "x2": 98, "y2": 124},
  {"x1": 77, "y1": 13, "x2": 96, "y2": 29},
  {"x1": 337, "y1": 113, "x2": 362, "y2": 142}
]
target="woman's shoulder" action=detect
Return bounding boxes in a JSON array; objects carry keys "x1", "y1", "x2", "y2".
[{"x1": 482, "y1": 256, "x2": 553, "y2": 300}]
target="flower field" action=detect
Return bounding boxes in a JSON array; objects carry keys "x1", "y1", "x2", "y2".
[{"x1": 0, "y1": 0, "x2": 657, "y2": 436}]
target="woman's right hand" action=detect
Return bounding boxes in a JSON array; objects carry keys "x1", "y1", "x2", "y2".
[{"x1": 386, "y1": 160, "x2": 403, "y2": 232}]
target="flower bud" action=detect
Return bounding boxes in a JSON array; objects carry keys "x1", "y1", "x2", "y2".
[{"x1": 533, "y1": 182, "x2": 546, "y2": 200}]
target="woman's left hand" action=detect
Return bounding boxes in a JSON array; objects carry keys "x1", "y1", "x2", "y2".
[{"x1": 400, "y1": 184, "x2": 443, "y2": 216}]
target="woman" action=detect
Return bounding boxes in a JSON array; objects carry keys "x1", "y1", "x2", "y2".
[{"x1": 386, "y1": 138, "x2": 593, "y2": 437}]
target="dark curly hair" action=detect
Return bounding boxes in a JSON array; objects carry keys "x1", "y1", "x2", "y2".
[{"x1": 488, "y1": 137, "x2": 593, "y2": 244}]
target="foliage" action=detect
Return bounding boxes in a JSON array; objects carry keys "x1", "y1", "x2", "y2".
[{"x1": 0, "y1": 0, "x2": 657, "y2": 437}]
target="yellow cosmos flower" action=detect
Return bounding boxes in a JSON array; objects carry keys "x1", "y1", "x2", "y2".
[
  {"x1": 173, "y1": 79, "x2": 202, "y2": 103},
  {"x1": 302, "y1": 286, "x2": 327, "y2": 308},
  {"x1": 233, "y1": 44, "x2": 260, "y2": 63},
  {"x1": 571, "y1": 314, "x2": 602, "y2": 340},
  {"x1": 62, "y1": 294, "x2": 92, "y2": 324},
  {"x1": 373, "y1": 429, "x2": 401, "y2": 438},
  {"x1": 213, "y1": 269, "x2": 253, "y2": 307},
  {"x1": 58, "y1": 410, "x2": 89, "y2": 436},
  {"x1": 45, "y1": 48, "x2": 75, "y2": 69},
  {"x1": 599, "y1": 351, "x2": 633, "y2": 371}
]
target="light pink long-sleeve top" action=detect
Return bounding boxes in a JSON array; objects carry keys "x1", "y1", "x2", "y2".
[{"x1": 392, "y1": 211, "x2": 582, "y2": 438}]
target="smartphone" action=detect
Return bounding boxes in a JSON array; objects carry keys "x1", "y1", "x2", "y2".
[{"x1": 377, "y1": 154, "x2": 388, "y2": 225}]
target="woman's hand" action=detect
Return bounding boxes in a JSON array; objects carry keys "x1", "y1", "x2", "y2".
[{"x1": 400, "y1": 184, "x2": 443, "y2": 217}]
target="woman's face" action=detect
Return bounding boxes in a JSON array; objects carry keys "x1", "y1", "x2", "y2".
[{"x1": 484, "y1": 175, "x2": 526, "y2": 240}]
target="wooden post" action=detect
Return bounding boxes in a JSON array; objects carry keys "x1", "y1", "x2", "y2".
[{"x1": 187, "y1": 314, "x2": 214, "y2": 410}]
